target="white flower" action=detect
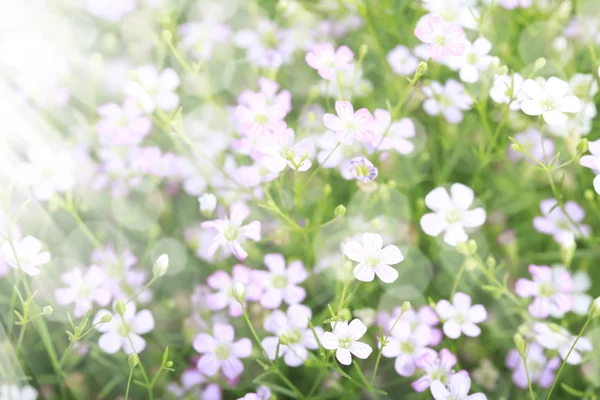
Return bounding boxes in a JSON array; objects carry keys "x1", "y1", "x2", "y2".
[
  {"x1": 422, "y1": 80, "x2": 472, "y2": 124},
  {"x1": 387, "y1": 45, "x2": 419, "y2": 76},
  {"x1": 0, "y1": 236, "x2": 51, "y2": 276},
  {"x1": 93, "y1": 303, "x2": 155, "y2": 354},
  {"x1": 457, "y1": 37, "x2": 493, "y2": 83},
  {"x1": 199, "y1": 193, "x2": 218, "y2": 214},
  {"x1": 436, "y1": 292, "x2": 487, "y2": 339},
  {"x1": 520, "y1": 77, "x2": 581, "y2": 125},
  {"x1": 343, "y1": 233, "x2": 404, "y2": 283},
  {"x1": 431, "y1": 372, "x2": 487, "y2": 400},
  {"x1": 489, "y1": 73, "x2": 525, "y2": 110},
  {"x1": 124, "y1": 65, "x2": 180, "y2": 113},
  {"x1": 322, "y1": 319, "x2": 373, "y2": 365},
  {"x1": 420, "y1": 183, "x2": 486, "y2": 246},
  {"x1": 533, "y1": 323, "x2": 592, "y2": 365},
  {"x1": 17, "y1": 146, "x2": 75, "y2": 202},
  {"x1": 0, "y1": 384, "x2": 38, "y2": 400},
  {"x1": 54, "y1": 266, "x2": 112, "y2": 317}
]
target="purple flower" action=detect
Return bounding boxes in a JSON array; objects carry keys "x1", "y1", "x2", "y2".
[
  {"x1": 261, "y1": 304, "x2": 321, "y2": 367},
  {"x1": 381, "y1": 318, "x2": 436, "y2": 377},
  {"x1": 430, "y1": 371, "x2": 487, "y2": 400},
  {"x1": 205, "y1": 265, "x2": 262, "y2": 317},
  {"x1": 341, "y1": 157, "x2": 378, "y2": 182},
  {"x1": 193, "y1": 323, "x2": 252, "y2": 379},
  {"x1": 412, "y1": 348, "x2": 457, "y2": 392},
  {"x1": 505, "y1": 343, "x2": 559, "y2": 389},
  {"x1": 254, "y1": 254, "x2": 307, "y2": 309},
  {"x1": 201, "y1": 202, "x2": 261, "y2": 261},
  {"x1": 435, "y1": 292, "x2": 487, "y2": 339},
  {"x1": 515, "y1": 264, "x2": 574, "y2": 318},
  {"x1": 533, "y1": 199, "x2": 591, "y2": 244},
  {"x1": 93, "y1": 303, "x2": 155, "y2": 354},
  {"x1": 55, "y1": 266, "x2": 112, "y2": 317}
]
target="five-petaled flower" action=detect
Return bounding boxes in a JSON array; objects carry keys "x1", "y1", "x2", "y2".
[
  {"x1": 323, "y1": 101, "x2": 376, "y2": 145},
  {"x1": 306, "y1": 43, "x2": 354, "y2": 80},
  {"x1": 414, "y1": 15, "x2": 467, "y2": 60},
  {"x1": 193, "y1": 323, "x2": 252, "y2": 379},
  {"x1": 343, "y1": 232, "x2": 404, "y2": 283},
  {"x1": 520, "y1": 77, "x2": 581, "y2": 125},
  {"x1": 435, "y1": 292, "x2": 487, "y2": 339},
  {"x1": 322, "y1": 318, "x2": 373, "y2": 365},
  {"x1": 93, "y1": 302, "x2": 155, "y2": 354},
  {"x1": 515, "y1": 264, "x2": 574, "y2": 318}
]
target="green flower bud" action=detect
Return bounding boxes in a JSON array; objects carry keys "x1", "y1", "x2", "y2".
[
  {"x1": 232, "y1": 282, "x2": 246, "y2": 305},
  {"x1": 153, "y1": 254, "x2": 169, "y2": 278},
  {"x1": 115, "y1": 300, "x2": 126, "y2": 316},
  {"x1": 589, "y1": 297, "x2": 600, "y2": 318},
  {"x1": 456, "y1": 240, "x2": 477, "y2": 256},
  {"x1": 513, "y1": 333, "x2": 526, "y2": 355},
  {"x1": 128, "y1": 353, "x2": 140, "y2": 369},
  {"x1": 334, "y1": 205, "x2": 346, "y2": 217},
  {"x1": 43, "y1": 306, "x2": 53, "y2": 316},
  {"x1": 100, "y1": 314, "x2": 113, "y2": 324}
]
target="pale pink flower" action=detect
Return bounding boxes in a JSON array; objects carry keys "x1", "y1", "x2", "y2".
[
  {"x1": 343, "y1": 233, "x2": 403, "y2": 283},
  {"x1": 431, "y1": 371, "x2": 487, "y2": 400},
  {"x1": 420, "y1": 183, "x2": 486, "y2": 246},
  {"x1": 422, "y1": 80, "x2": 472, "y2": 124},
  {"x1": 533, "y1": 323, "x2": 592, "y2": 365},
  {"x1": 201, "y1": 202, "x2": 261, "y2": 261},
  {"x1": 124, "y1": 65, "x2": 180, "y2": 113},
  {"x1": 435, "y1": 292, "x2": 487, "y2": 339},
  {"x1": 533, "y1": 199, "x2": 590, "y2": 244},
  {"x1": 55, "y1": 266, "x2": 112, "y2": 317},
  {"x1": 414, "y1": 16, "x2": 466, "y2": 60},
  {"x1": 377, "y1": 306, "x2": 442, "y2": 347},
  {"x1": 322, "y1": 319, "x2": 373, "y2": 365},
  {"x1": 238, "y1": 78, "x2": 292, "y2": 116},
  {"x1": 261, "y1": 304, "x2": 321, "y2": 367},
  {"x1": 305, "y1": 43, "x2": 354, "y2": 80},
  {"x1": 235, "y1": 93, "x2": 287, "y2": 138},
  {"x1": 412, "y1": 349, "x2": 457, "y2": 392},
  {"x1": 506, "y1": 343, "x2": 559, "y2": 389},
  {"x1": 382, "y1": 319, "x2": 435, "y2": 376},
  {"x1": 17, "y1": 146, "x2": 75, "y2": 201},
  {"x1": 205, "y1": 265, "x2": 262, "y2": 317},
  {"x1": 256, "y1": 128, "x2": 314, "y2": 173},
  {"x1": 515, "y1": 264, "x2": 574, "y2": 318},
  {"x1": 387, "y1": 45, "x2": 419, "y2": 76},
  {"x1": 253, "y1": 254, "x2": 307, "y2": 309},
  {"x1": 237, "y1": 386, "x2": 271, "y2": 400},
  {"x1": 193, "y1": 323, "x2": 252, "y2": 379},
  {"x1": 93, "y1": 303, "x2": 155, "y2": 354},
  {"x1": 1, "y1": 235, "x2": 51, "y2": 276},
  {"x1": 96, "y1": 99, "x2": 152, "y2": 147},
  {"x1": 91, "y1": 245, "x2": 149, "y2": 301},
  {"x1": 499, "y1": 0, "x2": 533, "y2": 9},
  {"x1": 323, "y1": 101, "x2": 376, "y2": 145},
  {"x1": 508, "y1": 129, "x2": 555, "y2": 164}
]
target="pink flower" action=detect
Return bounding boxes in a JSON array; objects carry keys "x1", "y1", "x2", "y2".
[
  {"x1": 506, "y1": 343, "x2": 559, "y2": 389},
  {"x1": 254, "y1": 254, "x2": 307, "y2": 309},
  {"x1": 412, "y1": 349, "x2": 457, "y2": 392},
  {"x1": 323, "y1": 101, "x2": 376, "y2": 145},
  {"x1": 91, "y1": 245, "x2": 149, "y2": 301},
  {"x1": 435, "y1": 292, "x2": 487, "y2": 339},
  {"x1": 96, "y1": 99, "x2": 152, "y2": 147},
  {"x1": 256, "y1": 128, "x2": 315, "y2": 173},
  {"x1": 414, "y1": 16, "x2": 466, "y2": 60},
  {"x1": 0, "y1": 235, "x2": 51, "y2": 276},
  {"x1": 93, "y1": 303, "x2": 155, "y2": 354},
  {"x1": 533, "y1": 199, "x2": 591, "y2": 244},
  {"x1": 205, "y1": 265, "x2": 262, "y2": 317},
  {"x1": 430, "y1": 371, "x2": 486, "y2": 400},
  {"x1": 377, "y1": 306, "x2": 442, "y2": 347},
  {"x1": 55, "y1": 266, "x2": 112, "y2": 317},
  {"x1": 238, "y1": 78, "x2": 292, "y2": 116},
  {"x1": 261, "y1": 304, "x2": 321, "y2": 367},
  {"x1": 305, "y1": 43, "x2": 354, "y2": 80},
  {"x1": 193, "y1": 323, "x2": 252, "y2": 379},
  {"x1": 515, "y1": 265, "x2": 574, "y2": 318},
  {"x1": 201, "y1": 202, "x2": 261, "y2": 261},
  {"x1": 235, "y1": 93, "x2": 287, "y2": 138}
]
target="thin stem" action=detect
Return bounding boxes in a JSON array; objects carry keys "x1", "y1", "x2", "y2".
[
  {"x1": 300, "y1": 143, "x2": 341, "y2": 192},
  {"x1": 521, "y1": 346, "x2": 536, "y2": 400},
  {"x1": 241, "y1": 305, "x2": 272, "y2": 364},
  {"x1": 450, "y1": 262, "x2": 467, "y2": 298},
  {"x1": 125, "y1": 364, "x2": 136, "y2": 400},
  {"x1": 546, "y1": 317, "x2": 592, "y2": 400}
]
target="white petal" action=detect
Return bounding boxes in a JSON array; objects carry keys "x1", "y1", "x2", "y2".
[
  {"x1": 450, "y1": 183, "x2": 475, "y2": 210},
  {"x1": 336, "y1": 348, "x2": 352, "y2": 365},
  {"x1": 520, "y1": 100, "x2": 543, "y2": 116},
  {"x1": 522, "y1": 79, "x2": 544, "y2": 100},
  {"x1": 375, "y1": 264, "x2": 399, "y2": 283},
  {"x1": 343, "y1": 240, "x2": 366, "y2": 262},
  {"x1": 379, "y1": 245, "x2": 404, "y2": 265},
  {"x1": 347, "y1": 319, "x2": 368, "y2": 340},
  {"x1": 425, "y1": 187, "x2": 452, "y2": 212},
  {"x1": 420, "y1": 213, "x2": 448, "y2": 237},
  {"x1": 321, "y1": 332, "x2": 339, "y2": 350},
  {"x1": 543, "y1": 110, "x2": 568, "y2": 126},
  {"x1": 545, "y1": 77, "x2": 569, "y2": 98},
  {"x1": 556, "y1": 96, "x2": 581, "y2": 113},
  {"x1": 362, "y1": 233, "x2": 383, "y2": 253},
  {"x1": 350, "y1": 341, "x2": 372, "y2": 359},
  {"x1": 354, "y1": 263, "x2": 375, "y2": 282}
]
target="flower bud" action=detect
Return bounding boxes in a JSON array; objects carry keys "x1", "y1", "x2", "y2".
[
  {"x1": 353, "y1": 308, "x2": 376, "y2": 326},
  {"x1": 510, "y1": 142, "x2": 525, "y2": 154},
  {"x1": 128, "y1": 353, "x2": 140, "y2": 369},
  {"x1": 232, "y1": 282, "x2": 246, "y2": 305},
  {"x1": 42, "y1": 306, "x2": 53, "y2": 316},
  {"x1": 153, "y1": 254, "x2": 169, "y2": 278},
  {"x1": 560, "y1": 232, "x2": 576, "y2": 268},
  {"x1": 358, "y1": 44, "x2": 369, "y2": 63},
  {"x1": 416, "y1": 61, "x2": 428, "y2": 76},
  {"x1": 334, "y1": 205, "x2": 346, "y2": 217},
  {"x1": 198, "y1": 193, "x2": 217, "y2": 215},
  {"x1": 100, "y1": 314, "x2": 113, "y2": 323},
  {"x1": 589, "y1": 297, "x2": 600, "y2": 318},
  {"x1": 401, "y1": 301, "x2": 412, "y2": 314},
  {"x1": 585, "y1": 189, "x2": 595, "y2": 201},
  {"x1": 115, "y1": 300, "x2": 126, "y2": 316},
  {"x1": 534, "y1": 57, "x2": 546, "y2": 71},
  {"x1": 456, "y1": 240, "x2": 477, "y2": 256},
  {"x1": 339, "y1": 308, "x2": 351, "y2": 322},
  {"x1": 513, "y1": 333, "x2": 526, "y2": 355}
]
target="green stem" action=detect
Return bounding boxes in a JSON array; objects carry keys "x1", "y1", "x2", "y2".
[
  {"x1": 125, "y1": 364, "x2": 136, "y2": 400},
  {"x1": 546, "y1": 317, "x2": 592, "y2": 400}
]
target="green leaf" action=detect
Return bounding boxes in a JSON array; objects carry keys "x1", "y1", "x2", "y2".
[{"x1": 161, "y1": 346, "x2": 169, "y2": 367}]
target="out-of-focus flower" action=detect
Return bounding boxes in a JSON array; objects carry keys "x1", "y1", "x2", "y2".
[
  {"x1": 456, "y1": 37, "x2": 493, "y2": 83},
  {"x1": 93, "y1": 303, "x2": 155, "y2": 354},
  {"x1": 178, "y1": 21, "x2": 231, "y2": 61},
  {"x1": 430, "y1": 372, "x2": 487, "y2": 400},
  {"x1": 322, "y1": 319, "x2": 373, "y2": 365},
  {"x1": 201, "y1": 202, "x2": 261, "y2": 261},
  {"x1": 1, "y1": 235, "x2": 51, "y2": 276},
  {"x1": 533, "y1": 323, "x2": 592, "y2": 365},
  {"x1": 499, "y1": 0, "x2": 533, "y2": 9},
  {"x1": 341, "y1": 157, "x2": 378, "y2": 182},
  {"x1": 489, "y1": 73, "x2": 525, "y2": 110},
  {"x1": 235, "y1": 93, "x2": 287, "y2": 139},
  {"x1": 253, "y1": 254, "x2": 307, "y2": 309},
  {"x1": 343, "y1": 232, "x2": 403, "y2": 283},
  {"x1": 508, "y1": 129, "x2": 555, "y2": 164},
  {"x1": 323, "y1": 101, "x2": 376, "y2": 145},
  {"x1": 414, "y1": 16, "x2": 466, "y2": 60},
  {"x1": 472, "y1": 359, "x2": 500, "y2": 391},
  {"x1": 533, "y1": 199, "x2": 591, "y2": 244},
  {"x1": 261, "y1": 304, "x2": 321, "y2": 367},
  {"x1": 305, "y1": 43, "x2": 354, "y2": 80},
  {"x1": 422, "y1": 80, "x2": 472, "y2": 124},
  {"x1": 91, "y1": 245, "x2": 148, "y2": 301},
  {"x1": 96, "y1": 99, "x2": 152, "y2": 147},
  {"x1": 435, "y1": 292, "x2": 487, "y2": 339},
  {"x1": 257, "y1": 128, "x2": 314, "y2": 172},
  {"x1": 378, "y1": 306, "x2": 442, "y2": 347},
  {"x1": 205, "y1": 265, "x2": 262, "y2": 317},
  {"x1": 505, "y1": 343, "x2": 559, "y2": 389},
  {"x1": 370, "y1": 109, "x2": 416, "y2": 155},
  {"x1": 193, "y1": 323, "x2": 252, "y2": 379},
  {"x1": 420, "y1": 183, "x2": 486, "y2": 246},
  {"x1": 515, "y1": 264, "x2": 574, "y2": 318},
  {"x1": 17, "y1": 146, "x2": 75, "y2": 202},
  {"x1": 520, "y1": 77, "x2": 581, "y2": 126},
  {"x1": 234, "y1": 20, "x2": 296, "y2": 68},
  {"x1": 381, "y1": 317, "x2": 435, "y2": 376},
  {"x1": 86, "y1": 0, "x2": 135, "y2": 22},
  {"x1": 0, "y1": 384, "x2": 38, "y2": 400},
  {"x1": 199, "y1": 193, "x2": 218, "y2": 214},
  {"x1": 237, "y1": 386, "x2": 271, "y2": 400},
  {"x1": 387, "y1": 45, "x2": 419, "y2": 76},
  {"x1": 412, "y1": 349, "x2": 457, "y2": 392},
  {"x1": 124, "y1": 65, "x2": 180, "y2": 113},
  {"x1": 579, "y1": 139, "x2": 600, "y2": 194},
  {"x1": 55, "y1": 266, "x2": 112, "y2": 317}
]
